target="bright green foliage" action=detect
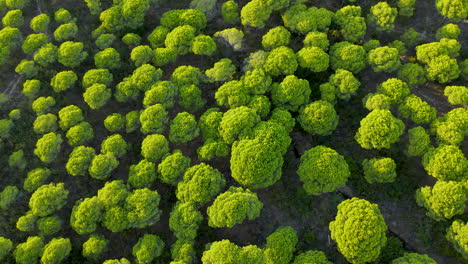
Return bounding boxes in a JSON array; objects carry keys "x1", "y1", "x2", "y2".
[
  {"x1": 398, "y1": 95, "x2": 436, "y2": 124},
  {"x1": 445, "y1": 86, "x2": 468, "y2": 105},
  {"x1": 191, "y1": 35, "x2": 217, "y2": 56},
  {"x1": 355, "y1": 110, "x2": 405, "y2": 150},
  {"x1": 376, "y1": 78, "x2": 410, "y2": 105},
  {"x1": 70, "y1": 196, "x2": 103, "y2": 235},
  {"x1": 214, "y1": 28, "x2": 244, "y2": 51},
  {"x1": 8, "y1": 109, "x2": 20, "y2": 120},
  {"x1": 436, "y1": 23, "x2": 461, "y2": 40},
  {"x1": 58, "y1": 105, "x2": 83, "y2": 130},
  {"x1": 143, "y1": 81, "x2": 177, "y2": 109},
  {"x1": 0, "y1": 237, "x2": 12, "y2": 262},
  {"x1": 297, "y1": 146, "x2": 349, "y2": 195},
  {"x1": 398, "y1": 0, "x2": 416, "y2": 17},
  {"x1": 240, "y1": 0, "x2": 272, "y2": 29},
  {"x1": 139, "y1": 104, "x2": 169, "y2": 134},
  {"x1": 132, "y1": 234, "x2": 164, "y2": 264},
  {"x1": 103, "y1": 258, "x2": 131, "y2": 264},
  {"x1": 222, "y1": 0, "x2": 240, "y2": 24},
  {"x1": 264, "y1": 46, "x2": 298, "y2": 76},
  {"x1": 66, "y1": 122, "x2": 94, "y2": 146},
  {"x1": 242, "y1": 50, "x2": 267, "y2": 71},
  {"x1": 298, "y1": 100, "x2": 338, "y2": 136},
  {"x1": 397, "y1": 63, "x2": 427, "y2": 87},
  {"x1": 165, "y1": 25, "x2": 197, "y2": 55},
  {"x1": 171, "y1": 65, "x2": 202, "y2": 86},
  {"x1": 362, "y1": 93, "x2": 391, "y2": 111},
  {"x1": 125, "y1": 111, "x2": 140, "y2": 133},
  {"x1": 89, "y1": 153, "x2": 119, "y2": 180},
  {"x1": 207, "y1": 186, "x2": 262, "y2": 228},
  {"x1": 292, "y1": 250, "x2": 333, "y2": 264},
  {"x1": 34, "y1": 132, "x2": 62, "y2": 163},
  {"x1": 54, "y1": 23, "x2": 78, "y2": 42},
  {"x1": 82, "y1": 234, "x2": 108, "y2": 261},
  {"x1": 55, "y1": 8, "x2": 74, "y2": 23},
  {"x1": 248, "y1": 121, "x2": 291, "y2": 155},
  {"x1": 158, "y1": 150, "x2": 191, "y2": 185},
  {"x1": 271, "y1": 75, "x2": 310, "y2": 112},
  {"x1": 101, "y1": 134, "x2": 128, "y2": 158},
  {"x1": 37, "y1": 215, "x2": 61, "y2": 236},
  {"x1": 303, "y1": 31, "x2": 329, "y2": 50},
  {"x1": 330, "y1": 198, "x2": 387, "y2": 264},
  {"x1": 141, "y1": 134, "x2": 170, "y2": 162},
  {"x1": 41, "y1": 238, "x2": 71, "y2": 264},
  {"x1": 282, "y1": 4, "x2": 333, "y2": 34},
  {"x1": 179, "y1": 84, "x2": 206, "y2": 112},
  {"x1": 416, "y1": 181, "x2": 467, "y2": 221},
  {"x1": 66, "y1": 146, "x2": 96, "y2": 176},
  {"x1": 2, "y1": 9, "x2": 24, "y2": 27},
  {"x1": 84, "y1": 0, "x2": 101, "y2": 15},
  {"x1": 169, "y1": 112, "x2": 200, "y2": 144},
  {"x1": 30, "y1": 14, "x2": 50, "y2": 32},
  {"x1": 31, "y1": 96, "x2": 55, "y2": 115},
  {"x1": 171, "y1": 240, "x2": 196, "y2": 263},
  {"x1": 206, "y1": 58, "x2": 236, "y2": 83},
  {"x1": 14, "y1": 236, "x2": 44, "y2": 264},
  {"x1": 297, "y1": 46, "x2": 329, "y2": 72},
  {"x1": 147, "y1": 26, "x2": 169, "y2": 48},
  {"x1": 363, "y1": 39, "x2": 381, "y2": 52},
  {"x1": 125, "y1": 188, "x2": 162, "y2": 228},
  {"x1": 446, "y1": 220, "x2": 468, "y2": 259},
  {"x1": 248, "y1": 95, "x2": 270, "y2": 119},
  {"x1": 58, "y1": 41, "x2": 88, "y2": 68},
  {"x1": 197, "y1": 139, "x2": 230, "y2": 161},
  {"x1": 83, "y1": 84, "x2": 111, "y2": 110},
  {"x1": 51, "y1": 71, "x2": 77, "y2": 93},
  {"x1": 243, "y1": 68, "x2": 271, "y2": 95},
  {"x1": 0, "y1": 185, "x2": 19, "y2": 209},
  {"x1": 270, "y1": 108, "x2": 295, "y2": 133},
  {"x1": 367, "y1": 2, "x2": 397, "y2": 31},
  {"x1": 95, "y1": 34, "x2": 116, "y2": 49},
  {"x1": 169, "y1": 202, "x2": 203, "y2": 240},
  {"x1": 160, "y1": 9, "x2": 207, "y2": 30},
  {"x1": 215, "y1": 80, "x2": 251, "y2": 109},
  {"x1": 201, "y1": 239, "x2": 266, "y2": 264},
  {"x1": 97, "y1": 180, "x2": 129, "y2": 209},
  {"x1": 231, "y1": 138, "x2": 283, "y2": 189},
  {"x1": 407, "y1": 127, "x2": 431, "y2": 157},
  {"x1": 15, "y1": 60, "x2": 38, "y2": 78},
  {"x1": 362, "y1": 157, "x2": 397, "y2": 184},
  {"x1": 425, "y1": 55, "x2": 460, "y2": 83},
  {"x1": 121, "y1": 0, "x2": 151, "y2": 29},
  {"x1": 130, "y1": 64, "x2": 163, "y2": 92},
  {"x1": 16, "y1": 211, "x2": 37, "y2": 232},
  {"x1": 104, "y1": 113, "x2": 125, "y2": 133},
  {"x1": 8, "y1": 150, "x2": 26, "y2": 170},
  {"x1": 199, "y1": 108, "x2": 223, "y2": 140},
  {"x1": 264, "y1": 226, "x2": 298, "y2": 264},
  {"x1": 422, "y1": 145, "x2": 467, "y2": 181},
  {"x1": 130, "y1": 45, "x2": 154, "y2": 67},
  {"x1": 34, "y1": 43, "x2": 58, "y2": 67},
  {"x1": 94, "y1": 48, "x2": 121, "y2": 69},
  {"x1": 435, "y1": 0, "x2": 468, "y2": 21},
  {"x1": 220, "y1": 106, "x2": 260, "y2": 144},
  {"x1": 176, "y1": 163, "x2": 226, "y2": 206},
  {"x1": 368, "y1": 46, "x2": 401, "y2": 72},
  {"x1": 153, "y1": 47, "x2": 178, "y2": 66},
  {"x1": 99, "y1": 6, "x2": 124, "y2": 32},
  {"x1": 102, "y1": 205, "x2": 129, "y2": 232},
  {"x1": 390, "y1": 40, "x2": 407, "y2": 55},
  {"x1": 330, "y1": 42, "x2": 367, "y2": 73},
  {"x1": 262, "y1": 26, "x2": 291, "y2": 51},
  {"x1": 0, "y1": 26, "x2": 22, "y2": 50},
  {"x1": 333, "y1": 5, "x2": 367, "y2": 43},
  {"x1": 329, "y1": 69, "x2": 360, "y2": 100},
  {"x1": 115, "y1": 79, "x2": 139, "y2": 103},
  {"x1": 391, "y1": 253, "x2": 437, "y2": 264},
  {"x1": 22, "y1": 79, "x2": 41, "y2": 100},
  {"x1": 24, "y1": 168, "x2": 51, "y2": 192},
  {"x1": 22, "y1": 33, "x2": 48, "y2": 54},
  {"x1": 29, "y1": 183, "x2": 68, "y2": 217},
  {"x1": 128, "y1": 159, "x2": 156, "y2": 189},
  {"x1": 33, "y1": 113, "x2": 58, "y2": 134}
]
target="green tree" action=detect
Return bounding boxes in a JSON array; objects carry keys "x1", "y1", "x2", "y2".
[
  {"x1": 132, "y1": 234, "x2": 164, "y2": 264},
  {"x1": 16, "y1": 211, "x2": 37, "y2": 232},
  {"x1": 297, "y1": 46, "x2": 329, "y2": 72},
  {"x1": 0, "y1": 237, "x2": 12, "y2": 262},
  {"x1": 125, "y1": 188, "x2": 161, "y2": 228},
  {"x1": 199, "y1": 108, "x2": 223, "y2": 140},
  {"x1": 141, "y1": 134, "x2": 169, "y2": 162},
  {"x1": 70, "y1": 196, "x2": 103, "y2": 235},
  {"x1": 407, "y1": 127, "x2": 431, "y2": 157},
  {"x1": 330, "y1": 198, "x2": 387, "y2": 264},
  {"x1": 416, "y1": 180, "x2": 466, "y2": 221},
  {"x1": 191, "y1": 34, "x2": 217, "y2": 56},
  {"x1": 243, "y1": 68, "x2": 271, "y2": 95},
  {"x1": 128, "y1": 159, "x2": 156, "y2": 189},
  {"x1": 422, "y1": 145, "x2": 467, "y2": 181},
  {"x1": 201, "y1": 239, "x2": 266, "y2": 264},
  {"x1": 53, "y1": 23, "x2": 78, "y2": 41},
  {"x1": 222, "y1": 0, "x2": 240, "y2": 24},
  {"x1": 282, "y1": 4, "x2": 333, "y2": 34},
  {"x1": 169, "y1": 112, "x2": 199, "y2": 144},
  {"x1": 329, "y1": 69, "x2": 361, "y2": 100},
  {"x1": 139, "y1": 104, "x2": 169, "y2": 134},
  {"x1": 95, "y1": 33, "x2": 116, "y2": 49},
  {"x1": 214, "y1": 27, "x2": 244, "y2": 51},
  {"x1": 264, "y1": 46, "x2": 298, "y2": 76},
  {"x1": 30, "y1": 13, "x2": 50, "y2": 32},
  {"x1": 51, "y1": 71, "x2": 77, "y2": 93},
  {"x1": 220, "y1": 106, "x2": 260, "y2": 144},
  {"x1": 153, "y1": 47, "x2": 178, "y2": 66},
  {"x1": 55, "y1": 8, "x2": 74, "y2": 23},
  {"x1": 160, "y1": 9, "x2": 207, "y2": 30},
  {"x1": 444, "y1": 85, "x2": 468, "y2": 106},
  {"x1": 125, "y1": 111, "x2": 140, "y2": 133},
  {"x1": 22, "y1": 79, "x2": 41, "y2": 100},
  {"x1": 37, "y1": 216, "x2": 62, "y2": 236},
  {"x1": 368, "y1": 46, "x2": 401, "y2": 73},
  {"x1": 100, "y1": 134, "x2": 127, "y2": 158},
  {"x1": 103, "y1": 258, "x2": 131, "y2": 264},
  {"x1": 376, "y1": 78, "x2": 410, "y2": 105},
  {"x1": 131, "y1": 64, "x2": 163, "y2": 92},
  {"x1": 165, "y1": 25, "x2": 196, "y2": 55},
  {"x1": 171, "y1": 65, "x2": 202, "y2": 87},
  {"x1": 333, "y1": 5, "x2": 367, "y2": 43},
  {"x1": 31, "y1": 96, "x2": 56, "y2": 115},
  {"x1": 398, "y1": 95, "x2": 436, "y2": 124},
  {"x1": 22, "y1": 33, "x2": 48, "y2": 54},
  {"x1": 41, "y1": 238, "x2": 71, "y2": 264},
  {"x1": 264, "y1": 226, "x2": 298, "y2": 264},
  {"x1": 398, "y1": 0, "x2": 416, "y2": 17},
  {"x1": 435, "y1": 0, "x2": 467, "y2": 21},
  {"x1": 431, "y1": 108, "x2": 467, "y2": 146},
  {"x1": 262, "y1": 26, "x2": 290, "y2": 51},
  {"x1": 2, "y1": 9, "x2": 24, "y2": 27},
  {"x1": 66, "y1": 146, "x2": 96, "y2": 176},
  {"x1": 391, "y1": 253, "x2": 437, "y2": 264},
  {"x1": 330, "y1": 41, "x2": 367, "y2": 73},
  {"x1": 24, "y1": 168, "x2": 51, "y2": 193},
  {"x1": 147, "y1": 26, "x2": 169, "y2": 48},
  {"x1": 15, "y1": 60, "x2": 38, "y2": 78},
  {"x1": 271, "y1": 75, "x2": 310, "y2": 112},
  {"x1": 58, "y1": 41, "x2": 88, "y2": 68},
  {"x1": 82, "y1": 235, "x2": 108, "y2": 261},
  {"x1": 58, "y1": 105, "x2": 83, "y2": 130},
  {"x1": 397, "y1": 63, "x2": 427, "y2": 87},
  {"x1": 158, "y1": 150, "x2": 191, "y2": 185},
  {"x1": 84, "y1": 0, "x2": 102, "y2": 15},
  {"x1": 104, "y1": 113, "x2": 125, "y2": 133},
  {"x1": 66, "y1": 122, "x2": 94, "y2": 146},
  {"x1": 34, "y1": 132, "x2": 62, "y2": 163},
  {"x1": 83, "y1": 84, "x2": 111, "y2": 110},
  {"x1": 367, "y1": 2, "x2": 397, "y2": 31},
  {"x1": 215, "y1": 80, "x2": 251, "y2": 109},
  {"x1": 89, "y1": 153, "x2": 119, "y2": 180},
  {"x1": 82, "y1": 69, "x2": 113, "y2": 89},
  {"x1": 99, "y1": 6, "x2": 124, "y2": 32},
  {"x1": 34, "y1": 43, "x2": 58, "y2": 67},
  {"x1": 97, "y1": 180, "x2": 129, "y2": 210},
  {"x1": 143, "y1": 81, "x2": 177, "y2": 109},
  {"x1": 130, "y1": 45, "x2": 154, "y2": 67},
  {"x1": 169, "y1": 202, "x2": 203, "y2": 240},
  {"x1": 0, "y1": 119, "x2": 13, "y2": 139},
  {"x1": 298, "y1": 100, "x2": 338, "y2": 136},
  {"x1": 363, "y1": 157, "x2": 397, "y2": 184},
  {"x1": 29, "y1": 183, "x2": 68, "y2": 217},
  {"x1": 0, "y1": 185, "x2": 19, "y2": 209},
  {"x1": 436, "y1": 23, "x2": 461, "y2": 40},
  {"x1": 446, "y1": 220, "x2": 468, "y2": 259},
  {"x1": 207, "y1": 186, "x2": 262, "y2": 228},
  {"x1": 176, "y1": 163, "x2": 226, "y2": 206},
  {"x1": 8, "y1": 150, "x2": 26, "y2": 170},
  {"x1": 179, "y1": 84, "x2": 206, "y2": 112},
  {"x1": 303, "y1": 31, "x2": 329, "y2": 51},
  {"x1": 94, "y1": 48, "x2": 121, "y2": 69},
  {"x1": 206, "y1": 58, "x2": 236, "y2": 83},
  {"x1": 292, "y1": 250, "x2": 333, "y2": 264},
  {"x1": 14, "y1": 236, "x2": 44, "y2": 264},
  {"x1": 425, "y1": 55, "x2": 460, "y2": 83},
  {"x1": 362, "y1": 93, "x2": 391, "y2": 111},
  {"x1": 355, "y1": 110, "x2": 405, "y2": 150},
  {"x1": 121, "y1": 0, "x2": 151, "y2": 29},
  {"x1": 240, "y1": 0, "x2": 272, "y2": 29}
]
